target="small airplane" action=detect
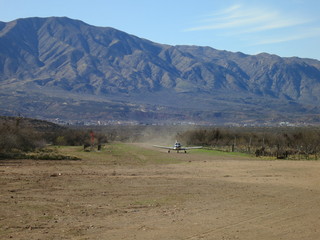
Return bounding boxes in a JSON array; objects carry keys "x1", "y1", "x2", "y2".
[{"x1": 153, "y1": 141, "x2": 202, "y2": 153}]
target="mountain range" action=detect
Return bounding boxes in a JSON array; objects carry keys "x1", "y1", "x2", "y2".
[{"x1": 1, "y1": 17, "x2": 320, "y2": 125}]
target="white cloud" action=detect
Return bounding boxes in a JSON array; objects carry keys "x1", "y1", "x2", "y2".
[
  {"x1": 185, "y1": 4, "x2": 312, "y2": 34},
  {"x1": 211, "y1": 4, "x2": 242, "y2": 17},
  {"x1": 187, "y1": 11, "x2": 275, "y2": 31},
  {"x1": 252, "y1": 27, "x2": 320, "y2": 46}
]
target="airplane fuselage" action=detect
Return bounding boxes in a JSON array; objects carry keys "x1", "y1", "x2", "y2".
[
  {"x1": 169, "y1": 142, "x2": 186, "y2": 153},
  {"x1": 173, "y1": 142, "x2": 182, "y2": 149},
  {"x1": 153, "y1": 141, "x2": 202, "y2": 153}
]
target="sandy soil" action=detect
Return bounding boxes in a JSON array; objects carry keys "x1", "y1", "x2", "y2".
[{"x1": 1, "y1": 143, "x2": 320, "y2": 240}]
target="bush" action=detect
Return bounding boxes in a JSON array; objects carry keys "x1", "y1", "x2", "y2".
[
  {"x1": 0, "y1": 120, "x2": 44, "y2": 152},
  {"x1": 50, "y1": 129, "x2": 108, "y2": 146},
  {"x1": 179, "y1": 127, "x2": 320, "y2": 159}
]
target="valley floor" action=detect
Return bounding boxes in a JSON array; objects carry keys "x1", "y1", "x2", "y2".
[{"x1": 1, "y1": 143, "x2": 320, "y2": 239}]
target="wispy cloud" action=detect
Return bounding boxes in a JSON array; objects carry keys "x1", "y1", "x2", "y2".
[
  {"x1": 184, "y1": 4, "x2": 315, "y2": 44},
  {"x1": 252, "y1": 27, "x2": 320, "y2": 46},
  {"x1": 187, "y1": 12, "x2": 275, "y2": 31}
]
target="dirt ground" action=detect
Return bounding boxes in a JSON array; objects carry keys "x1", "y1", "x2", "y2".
[{"x1": 1, "y1": 143, "x2": 320, "y2": 240}]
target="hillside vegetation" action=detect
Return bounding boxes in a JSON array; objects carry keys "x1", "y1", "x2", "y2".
[{"x1": 0, "y1": 117, "x2": 106, "y2": 159}]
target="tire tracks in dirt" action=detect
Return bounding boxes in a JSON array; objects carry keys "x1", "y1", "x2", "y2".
[{"x1": 184, "y1": 196, "x2": 320, "y2": 240}]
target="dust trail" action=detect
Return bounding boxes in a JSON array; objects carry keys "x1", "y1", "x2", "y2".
[{"x1": 134, "y1": 125, "x2": 203, "y2": 146}]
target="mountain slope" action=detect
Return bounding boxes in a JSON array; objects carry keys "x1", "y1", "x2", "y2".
[{"x1": 1, "y1": 17, "x2": 320, "y2": 125}]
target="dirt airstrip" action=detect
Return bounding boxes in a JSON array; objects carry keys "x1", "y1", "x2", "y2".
[{"x1": 1, "y1": 143, "x2": 320, "y2": 240}]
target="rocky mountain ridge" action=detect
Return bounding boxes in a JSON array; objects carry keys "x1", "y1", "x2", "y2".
[{"x1": 1, "y1": 17, "x2": 320, "y2": 125}]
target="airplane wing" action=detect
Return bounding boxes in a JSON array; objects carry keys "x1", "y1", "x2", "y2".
[
  {"x1": 184, "y1": 146, "x2": 203, "y2": 150},
  {"x1": 153, "y1": 145, "x2": 174, "y2": 150}
]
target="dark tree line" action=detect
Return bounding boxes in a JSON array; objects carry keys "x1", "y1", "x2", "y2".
[
  {"x1": 2, "y1": 116, "x2": 320, "y2": 160},
  {"x1": 0, "y1": 118, "x2": 108, "y2": 153},
  {"x1": 179, "y1": 127, "x2": 320, "y2": 159}
]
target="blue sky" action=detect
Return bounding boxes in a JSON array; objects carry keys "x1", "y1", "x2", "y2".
[{"x1": 1, "y1": 0, "x2": 320, "y2": 60}]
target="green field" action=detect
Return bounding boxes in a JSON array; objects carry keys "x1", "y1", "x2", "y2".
[{"x1": 56, "y1": 143, "x2": 183, "y2": 165}]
